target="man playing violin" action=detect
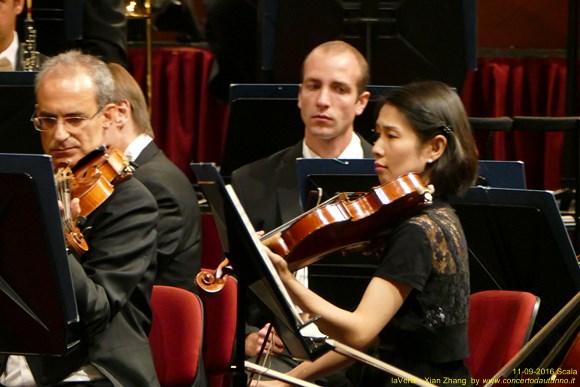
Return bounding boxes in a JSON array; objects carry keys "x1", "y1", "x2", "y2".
[
  {"x1": 231, "y1": 40, "x2": 373, "y2": 379},
  {"x1": 255, "y1": 80, "x2": 479, "y2": 386},
  {"x1": 0, "y1": 50, "x2": 160, "y2": 386},
  {"x1": 104, "y1": 62, "x2": 203, "y2": 295}
]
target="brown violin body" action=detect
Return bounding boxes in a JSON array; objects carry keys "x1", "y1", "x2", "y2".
[
  {"x1": 71, "y1": 146, "x2": 133, "y2": 217},
  {"x1": 55, "y1": 146, "x2": 133, "y2": 255},
  {"x1": 262, "y1": 173, "x2": 432, "y2": 271}
]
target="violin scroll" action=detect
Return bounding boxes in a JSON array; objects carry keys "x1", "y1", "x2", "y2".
[
  {"x1": 65, "y1": 229, "x2": 89, "y2": 256},
  {"x1": 196, "y1": 259, "x2": 234, "y2": 293}
]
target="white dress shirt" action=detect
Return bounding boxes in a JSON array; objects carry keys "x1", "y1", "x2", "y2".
[{"x1": 0, "y1": 31, "x2": 19, "y2": 70}]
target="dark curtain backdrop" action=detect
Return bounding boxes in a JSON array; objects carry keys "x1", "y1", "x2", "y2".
[
  {"x1": 128, "y1": 46, "x2": 229, "y2": 180},
  {"x1": 461, "y1": 56, "x2": 577, "y2": 191},
  {"x1": 128, "y1": 50, "x2": 576, "y2": 191}
]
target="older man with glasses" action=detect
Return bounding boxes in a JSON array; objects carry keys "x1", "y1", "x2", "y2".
[{"x1": 0, "y1": 50, "x2": 161, "y2": 386}]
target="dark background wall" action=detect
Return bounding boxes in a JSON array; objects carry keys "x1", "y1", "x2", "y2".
[{"x1": 478, "y1": 0, "x2": 570, "y2": 52}]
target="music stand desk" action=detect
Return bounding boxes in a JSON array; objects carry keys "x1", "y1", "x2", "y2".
[
  {"x1": 0, "y1": 153, "x2": 78, "y2": 356},
  {"x1": 0, "y1": 72, "x2": 43, "y2": 155},
  {"x1": 450, "y1": 186, "x2": 580, "y2": 328},
  {"x1": 477, "y1": 160, "x2": 526, "y2": 189}
]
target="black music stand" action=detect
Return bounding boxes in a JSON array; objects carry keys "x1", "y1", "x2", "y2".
[
  {"x1": 0, "y1": 72, "x2": 43, "y2": 155},
  {"x1": 476, "y1": 160, "x2": 526, "y2": 189},
  {"x1": 449, "y1": 186, "x2": 580, "y2": 330},
  {"x1": 0, "y1": 154, "x2": 79, "y2": 356},
  {"x1": 296, "y1": 158, "x2": 378, "y2": 210}
]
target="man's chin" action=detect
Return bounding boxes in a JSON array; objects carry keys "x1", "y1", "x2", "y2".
[{"x1": 309, "y1": 127, "x2": 340, "y2": 140}]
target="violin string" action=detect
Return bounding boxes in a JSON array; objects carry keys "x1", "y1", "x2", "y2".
[{"x1": 260, "y1": 193, "x2": 342, "y2": 240}]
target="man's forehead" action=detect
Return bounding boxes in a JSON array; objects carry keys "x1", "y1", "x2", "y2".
[{"x1": 303, "y1": 53, "x2": 360, "y2": 82}]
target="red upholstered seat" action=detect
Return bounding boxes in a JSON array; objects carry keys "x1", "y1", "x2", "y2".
[
  {"x1": 466, "y1": 290, "x2": 540, "y2": 384},
  {"x1": 149, "y1": 285, "x2": 205, "y2": 386},
  {"x1": 197, "y1": 268, "x2": 238, "y2": 387}
]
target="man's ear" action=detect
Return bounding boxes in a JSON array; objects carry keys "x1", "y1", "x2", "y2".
[
  {"x1": 115, "y1": 100, "x2": 131, "y2": 124},
  {"x1": 14, "y1": 0, "x2": 25, "y2": 14},
  {"x1": 355, "y1": 91, "x2": 371, "y2": 116},
  {"x1": 102, "y1": 103, "x2": 118, "y2": 129}
]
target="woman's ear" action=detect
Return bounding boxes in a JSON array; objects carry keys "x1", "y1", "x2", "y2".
[{"x1": 425, "y1": 134, "x2": 447, "y2": 163}]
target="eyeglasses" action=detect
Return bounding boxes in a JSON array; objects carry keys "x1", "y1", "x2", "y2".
[{"x1": 31, "y1": 107, "x2": 104, "y2": 132}]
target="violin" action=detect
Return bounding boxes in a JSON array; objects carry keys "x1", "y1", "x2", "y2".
[
  {"x1": 261, "y1": 173, "x2": 433, "y2": 271},
  {"x1": 55, "y1": 146, "x2": 133, "y2": 255}
]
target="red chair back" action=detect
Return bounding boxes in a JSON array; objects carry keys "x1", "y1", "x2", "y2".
[
  {"x1": 466, "y1": 290, "x2": 540, "y2": 384},
  {"x1": 197, "y1": 268, "x2": 238, "y2": 387},
  {"x1": 149, "y1": 285, "x2": 204, "y2": 387}
]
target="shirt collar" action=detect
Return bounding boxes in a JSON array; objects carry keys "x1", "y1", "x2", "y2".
[
  {"x1": 124, "y1": 134, "x2": 153, "y2": 162},
  {"x1": 302, "y1": 133, "x2": 364, "y2": 159}
]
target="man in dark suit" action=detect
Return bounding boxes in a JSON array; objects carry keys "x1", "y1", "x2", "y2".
[
  {"x1": 105, "y1": 62, "x2": 203, "y2": 294},
  {"x1": 0, "y1": 51, "x2": 160, "y2": 386},
  {"x1": 231, "y1": 40, "x2": 372, "y2": 373}
]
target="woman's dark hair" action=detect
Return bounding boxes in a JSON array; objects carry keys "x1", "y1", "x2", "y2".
[{"x1": 379, "y1": 80, "x2": 478, "y2": 198}]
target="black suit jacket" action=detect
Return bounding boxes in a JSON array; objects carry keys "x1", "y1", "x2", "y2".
[
  {"x1": 133, "y1": 141, "x2": 202, "y2": 293},
  {"x1": 231, "y1": 134, "x2": 374, "y2": 232},
  {"x1": 0, "y1": 177, "x2": 160, "y2": 386}
]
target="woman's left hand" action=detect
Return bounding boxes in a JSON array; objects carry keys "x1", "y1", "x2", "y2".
[{"x1": 263, "y1": 245, "x2": 294, "y2": 284}]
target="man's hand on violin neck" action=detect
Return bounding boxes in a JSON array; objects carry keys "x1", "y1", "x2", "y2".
[{"x1": 59, "y1": 198, "x2": 82, "y2": 220}]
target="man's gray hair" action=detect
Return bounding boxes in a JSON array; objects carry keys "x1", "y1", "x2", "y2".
[{"x1": 35, "y1": 50, "x2": 115, "y2": 108}]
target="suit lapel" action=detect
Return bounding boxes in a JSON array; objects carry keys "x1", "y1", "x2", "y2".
[
  {"x1": 276, "y1": 142, "x2": 304, "y2": 224},
  {"x1": 133, "y1": 141, "x2": 159, "y2": 167},
  {"x1": 359, "y1": 133, "x2": 374, "y2": 157}
]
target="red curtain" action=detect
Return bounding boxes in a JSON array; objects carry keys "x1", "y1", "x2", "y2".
[
  {"x1": 128, "y1": 47, "x2": 229, "y2": 179},
  {"x1": 461, "y1": 57, "x2": 576, "y2": 190}
]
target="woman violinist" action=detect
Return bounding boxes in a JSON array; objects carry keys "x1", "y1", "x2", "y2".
[{"x1": 257, "y1": 80, "x2": 479, "y2": 386}]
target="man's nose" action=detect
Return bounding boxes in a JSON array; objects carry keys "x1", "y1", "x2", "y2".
[
  {"x1": 52, "y1": 119, "x2": 69, "y2": 141},
  {"x1": 316, "y1": 87, "x2": 330, "y2": 107}
]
